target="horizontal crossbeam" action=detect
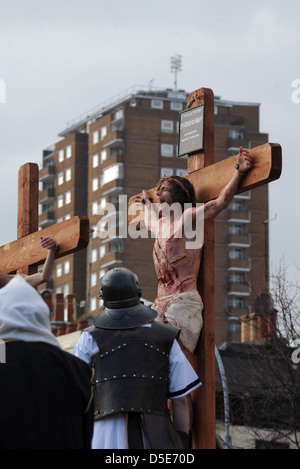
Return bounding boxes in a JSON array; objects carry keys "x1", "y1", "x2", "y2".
[
  {"x1": 0, "y1": 216, "x2": 89, "y2": 274},
  {"x1": 128, "y1": 142, "x2": 282, "y2": 226}
]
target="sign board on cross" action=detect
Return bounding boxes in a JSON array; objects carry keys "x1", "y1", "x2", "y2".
[{"x1": 178, "y1": 103, "x2": 204, "y2": 156}]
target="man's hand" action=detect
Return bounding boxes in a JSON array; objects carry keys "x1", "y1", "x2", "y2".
[
  {"x1": 135, "y1": 190, "x2": 152, "y2": 208},
  {"x1": 40, "y1": 236, "x2": 57, "y2": 251}
]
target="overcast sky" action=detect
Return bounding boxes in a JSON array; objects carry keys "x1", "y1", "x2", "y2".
[{"x1": 0, "y1": 0, "x2": 299, "y2": 282}]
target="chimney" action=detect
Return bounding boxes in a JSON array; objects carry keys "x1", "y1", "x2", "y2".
[
  {"x1": 241, "y1": 293, "x2": 278, "y2": 343},
  {"x1": 77, "y1": 320, "x2": 88, "y2": 331},
  {"x1": 267, "y1": 309, "x2": 277, "y2": 337},
  {"x1": 241, "y1": 315, "x2": 250, "y2": 343},
  {"x1": 67, "y1": 294, "x2": 76, "y2": 322},
  {"x1": 257, "y1": 313, "x2": 268, "y2": 339},
  {"x1": 40, "y1": 289, "x2": 53, "y2": 320},
  {"x1": 66, "y1": 323, "x2": 77, "y2": 334},
  {"x1": 249, "y1": 312, "x2": 258, "y2": 341},
  {"x1": 56, "y1": 325, "x2": 66, "y2": 336},
  {"x1": 55, "y1": 293, "x2": 64, "y2": 322}
]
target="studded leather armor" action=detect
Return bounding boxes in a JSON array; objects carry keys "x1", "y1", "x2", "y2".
[{"x1": 88, "y1": 321, "x2": 179, "y2": 420}]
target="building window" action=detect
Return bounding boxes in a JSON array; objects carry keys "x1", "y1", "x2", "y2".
[
  {"x1": 151, "y1": 99, "x2": 163, "y2": 109},
  {"x1": 111, "y1": 120, "x2": 123, "y2": 132},
  {"x1": 229, "y1": 223, "x2": 245, "y2": 235},
  {"x1": 92, "y1": 201, "x2": 99, "y2": 215},
  {"x1": 229, "y1": 297, "x2": 246, "y2": 309},
  {"x1": 66, "y1": 145, "x2": 72, "y2": 159},
  {"x1": 92, "y1": 177, "x2": 99, "y2": 192},
  {"x1": 91, "y1": 272, "x2": 97, "y2": 287},
  {"x1": 92, "y1": 130, "x2": 99, "y2": 144},
  {"x1": 161, "y1": 144, "x2": 173, "y2": 157},
  {"x1": 58, "y1": 172, "x2": 64, "y2": 185},
  {"x1": 160, "y1": 167, "x2": 173, "y2": 177},
  {"x1": 99, "y1": 269, "x2": 106, "y2": 279},
  {"x1": 109, "y1": 242, "x2": 122, "y2": 253},
  {"x1": 93, "y1": 154, "x2": 99, "y2": 168},
  {"x1": 228, "y1": 317, "x2": 241, "y2": 333},
  {"x1": 115, "y1": 108, "x2": 123, "y2": 120},
  {"x1": 58, "y1": 149, "x2": 64, "y2": 163},
  {"x1": 229, "y1": 272, "x2": 246, "y2": 284},
  {"x1": 229, "y1": 127, "x2": 245, "y2": 140},
  {"x1": 101, "y1": 126, "x2": 107, "y2": 140},
  {"x1": 176, "y1": 168, "x2": 186, "y2": 177},
  {"x1": 230, "y1": 199, "x2": 246, "y2": 211},
  {"x1": 91, "y1": 297, "x2": 97, "y2": 312},
  {"x1": 65, "y1": 191, "x2": 71, "y2": 205},
  {"x1": 57, "y1": 195, "x2": 63, "y2": 208},
  {"x1": 171, "y1": 101, "x2": 183, "y2": 111},
  {"x1": 65, "y1": 213, "x2": 71, "y2": 220},
  {"x1": 64, "y1": 260, "x2": 70, "y2": 275},
  {"x1": 102, "y1": 163, "x2": 123, "y2": 185},
  {"x1": 99, "y1": 245, "x2": 106, "y2": 258},
  {"x1": 161, "y1": 120, "x2": 174, "y2": 133},
  {"x1": 65, "y1": 168, "x2": 71, "y2": 182},
  {"x1": 56, "y1": 264, "x2": 62, "y2": 278},
  {"x1": 101, "y1": 150, "x2": 107, "y2": 163},
  {"x1": 229, "y1": 248, "x2": 245, "y2": 260},
  {"x1": 63, "y1": 284, "x2": 69, "y2": 296},
  {"x1": 91, "y1": 248, "x2": 97, "y2": 263}
]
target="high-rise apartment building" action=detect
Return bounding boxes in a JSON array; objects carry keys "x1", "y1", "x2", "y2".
[{"x1": 38, "y1": 86, "x2": 268, "y2": 344}]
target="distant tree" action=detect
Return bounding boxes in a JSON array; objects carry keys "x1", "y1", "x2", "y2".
[{"x1": 216, "y1": 259, "x2": 300, "y2": 449}]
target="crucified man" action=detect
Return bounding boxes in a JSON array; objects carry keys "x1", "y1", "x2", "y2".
[{"x1": 135, "y1": 146, "x2": 252, "y2": 356}]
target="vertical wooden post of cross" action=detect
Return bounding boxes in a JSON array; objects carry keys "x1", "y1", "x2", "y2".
[
  {"x1": 17, "y1": 163, "x2": 39, "y2": 276},
  {"x1": 187, "y1": 88, "x2": 216, "y2": 449}
]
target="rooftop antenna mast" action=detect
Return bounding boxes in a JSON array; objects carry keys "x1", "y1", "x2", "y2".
[{"x1": 170, "y1": 54, "x2": 182, "y2": 91}]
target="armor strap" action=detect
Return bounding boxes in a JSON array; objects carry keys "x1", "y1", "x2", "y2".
[{"x1": 127, "y1": 413, "x2": 144, "y2": 449}]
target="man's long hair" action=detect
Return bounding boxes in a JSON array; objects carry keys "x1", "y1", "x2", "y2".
[{"x1": 157, "y1": 175, "x2": 196, "y2": 211}]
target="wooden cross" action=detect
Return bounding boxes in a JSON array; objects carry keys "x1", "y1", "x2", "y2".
[
  {"x1": 128, "y1": 88, "x2": 282, "y2": 449},
  {"x1": 0, "y1": 162, "x2": 89, "y2": 279}
]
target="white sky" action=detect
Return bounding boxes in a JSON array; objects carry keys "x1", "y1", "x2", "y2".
[{"x1": 0, "y1": 0, "x2": 299, "y2": 281}]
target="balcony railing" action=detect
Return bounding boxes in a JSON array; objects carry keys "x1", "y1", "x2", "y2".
[
  {"x1": 39, "y1": 187, "x2": 55, "y2": 204},
  {"x1": 103, "y1": 130, "x2": 124, "y2": 149},
  {"x1": 227, "y1": 258, "x2": 251, "y2": 272},
  {"x1": 39, "y1": 165, "x2": 56, "y2": 183},
  {"x1": 39, "y1": 209, "x2": 55, "y2": 228}
]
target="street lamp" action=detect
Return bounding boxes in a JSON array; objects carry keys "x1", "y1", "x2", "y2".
[{"x1": 170, "y1": 54, "x2": 182, "y2": 92}]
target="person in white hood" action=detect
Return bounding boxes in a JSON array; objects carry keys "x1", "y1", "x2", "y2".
[{"x1": 0, "y1": 276, "x2": 94, "y2": 449}]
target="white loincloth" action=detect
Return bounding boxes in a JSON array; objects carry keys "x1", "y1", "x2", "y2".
[{"x1": 152, "y1": 290, "x2": 203, "y2": 353}]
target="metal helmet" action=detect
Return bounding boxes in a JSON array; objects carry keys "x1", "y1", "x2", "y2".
[{"x1": 94, "y1": 267, "x2": 157, "y2": 329}]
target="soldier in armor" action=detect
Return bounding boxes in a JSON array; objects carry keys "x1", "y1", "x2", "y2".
[{"x1": 73, "y1": 267, "x2": 201, "y2": 449}]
